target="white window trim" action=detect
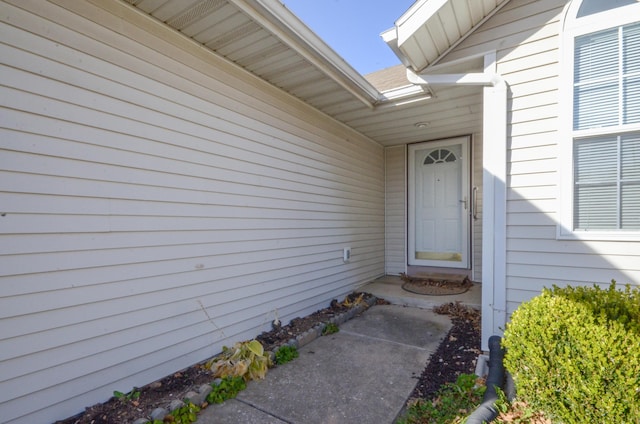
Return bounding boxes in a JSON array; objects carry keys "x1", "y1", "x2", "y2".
[{"x1": 558, "y1": 1, "x2": 640, "y2": 241}]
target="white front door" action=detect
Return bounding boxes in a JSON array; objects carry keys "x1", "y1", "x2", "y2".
[{"x1": 408, "y1": 137, "x2": 470, "y2": 268}]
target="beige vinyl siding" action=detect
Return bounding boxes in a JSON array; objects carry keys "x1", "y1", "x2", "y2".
[
  {"x1": 385, "y1": 145, "x2": 406, "y2": 274},
  {"x1": 0, "y1": 1, "x2": 384, "y2": 423},
  {"x1": 448, "y1": 0, "x2": 640, "y2": 315}
]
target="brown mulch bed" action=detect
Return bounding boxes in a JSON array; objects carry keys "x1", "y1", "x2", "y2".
[
  {"x1": 407, "y1": 301, "x2": 482, "y2": 401},
  {"x1": 56, "y1": 292, "x2": 379, "y2": 424}
]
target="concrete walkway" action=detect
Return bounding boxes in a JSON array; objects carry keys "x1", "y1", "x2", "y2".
[{"x1": 196, "y1": 304, "x2": 452, "y2": 424}]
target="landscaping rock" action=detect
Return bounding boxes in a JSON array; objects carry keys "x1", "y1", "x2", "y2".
[
  {"x1": 168, "y1": 399, "x2": 185, "y2": 412},
  {"x1": 150, "y1": 407, "x2": 167, "y2": 421}
]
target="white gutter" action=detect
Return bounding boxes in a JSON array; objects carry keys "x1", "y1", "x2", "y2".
[{"x1": 407, "y1": 53, "x2": 508, "y2": 352}]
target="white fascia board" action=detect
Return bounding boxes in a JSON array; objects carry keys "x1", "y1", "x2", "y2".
[
  {"x1": 233, "y1": 0, "x2": 380, "y2": 108},
  {"x1": 381, "y1": 27, "x2": 412, "y2": 68},
  {"x1": 381, "y1": 27, "x2": 397, "y2": 44}
]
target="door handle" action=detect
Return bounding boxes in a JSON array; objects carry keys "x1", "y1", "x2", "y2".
[
  {"x1": 472, "y1": 186, "x2": 478, "y2": 220},
  {"x1": 459, "y1": 197, "x2": 468, "y2": 210}
]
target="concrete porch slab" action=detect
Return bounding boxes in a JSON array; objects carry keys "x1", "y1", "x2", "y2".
[{"x1": 360, "y1": 275, "x2": 481, "y2": 310}]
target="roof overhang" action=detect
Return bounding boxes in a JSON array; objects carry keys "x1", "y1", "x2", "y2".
[
  {"x1": 247, "y1": 0, "x2": 436, "y2": 108},
  {"x1": 123, "y1": 0, "x2": 494, "y2": 146},
  {"x1": 123, "y1": 0, "x2": 436, "y2": 113},
  {"x1": 234, "y1": 0, "x2": 381, "y2": 107},
  {"x1": 382, "y1": 0, "x2": 511, "y2": 72}
]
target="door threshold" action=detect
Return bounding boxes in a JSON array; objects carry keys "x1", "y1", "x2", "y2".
[{"x1": 407, "y1": 265, "x2": 472, "y2": 280}]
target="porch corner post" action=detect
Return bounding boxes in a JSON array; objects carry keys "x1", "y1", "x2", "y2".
[
  {"x1": 481, "y1": 75, "x2": 508, "y2": 352},
  {"x1": 406, "y1": 60, "x2": 509, "y2": 351}
]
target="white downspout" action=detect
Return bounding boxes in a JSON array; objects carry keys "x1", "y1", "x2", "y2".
[{"x1": 407, "y1": 53, "x2": 507, "y2": 352}]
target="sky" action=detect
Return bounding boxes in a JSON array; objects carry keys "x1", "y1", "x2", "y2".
[{"x1": 281, "y1": 0, "x2": 415, "y2": 75}]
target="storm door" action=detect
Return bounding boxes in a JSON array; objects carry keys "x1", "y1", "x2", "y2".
[{"x1": 408, "y1": 137, "x2": 470, "y2": 268}]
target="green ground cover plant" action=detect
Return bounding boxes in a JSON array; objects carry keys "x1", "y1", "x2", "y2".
[
  {"x1": 274, "y1": 345, "x2": 299, "y2": 365},
  {"x1": 166, "y1": 401, "x2": 200, "y2": 424},
  {"x1": 206, "y1": 376, "x2": 247, "y2": 404},
  {"x1": 112, "y1": 388, "x2": 140, "y2": 403},
  {"x1": 398, "y1": 373, "x2": 485, "y2": 424},
  {"x1": 322, "y1": 322, "x2": 339, "y2": 335},
  {"x1": 502, "y1": 281, "x2": 640, "y2": 423}
]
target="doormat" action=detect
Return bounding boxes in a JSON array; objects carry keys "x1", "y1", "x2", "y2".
[{"x1": 400, "y1": 273, "x2": 473, "y2": 296}]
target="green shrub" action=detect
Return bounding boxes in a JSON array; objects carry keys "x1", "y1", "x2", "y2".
[{"x1": 502, "y1": 281, "x2": 640, "y2": 423}]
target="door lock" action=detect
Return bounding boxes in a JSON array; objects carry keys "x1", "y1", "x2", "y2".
[{"x1": 459, "y1": 197, "x2": 468, "y2": 210}]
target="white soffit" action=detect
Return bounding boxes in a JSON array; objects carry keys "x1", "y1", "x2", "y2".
[
  {"x1": 121, "y1": 0, "x2": 472, "y2": 147},
  {"x1": 385, "y1": 0, "x2": 511, "y2": 72},
  {"x1": 123, "y1": 0, "x2": 379, "y2": 110}
]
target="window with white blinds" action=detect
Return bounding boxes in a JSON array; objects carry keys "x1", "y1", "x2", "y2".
[
  {"x1": 574, "y1": 133, "x2": 640, "y2": 229},
  {"x1": 574, "y1": 23, "x2": 640, "y2": 130},
  {"x1": 572, "y1": 21, "x2": 640, "y2": 230}
]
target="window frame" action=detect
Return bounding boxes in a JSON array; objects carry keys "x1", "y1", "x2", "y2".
[{"x1": 559, "y1": 0, "x2": 640, "y2": 241}]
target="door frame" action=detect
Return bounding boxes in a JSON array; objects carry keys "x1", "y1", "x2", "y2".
[{"x1": 407, "y1": 136, "x2": 472, "y2": 268}]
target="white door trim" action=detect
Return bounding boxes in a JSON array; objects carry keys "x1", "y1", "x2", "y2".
[{"x1": 408, "y1": 136, "x2": 471, "y2": 268}]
